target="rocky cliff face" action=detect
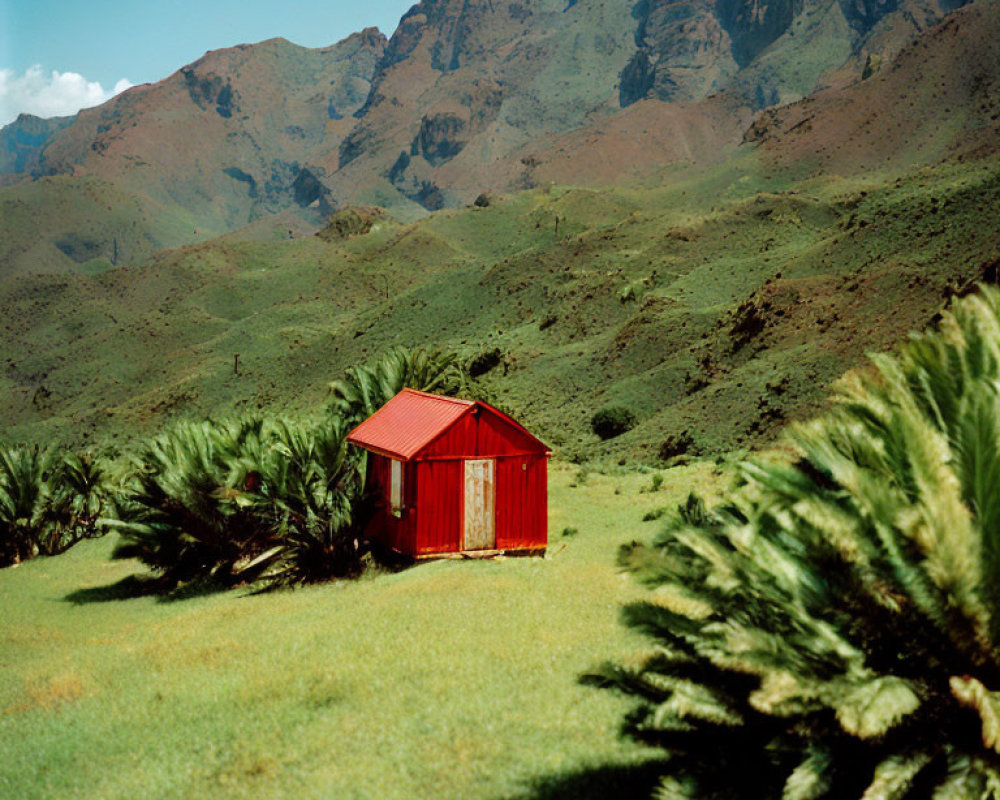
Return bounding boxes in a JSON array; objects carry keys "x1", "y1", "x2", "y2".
[
  {"x1": 747, "y1": 0, "x2": 1000, "y2": 172},
  {"x1": 717, "y1": 0, "x2": 803, "y2": 66},
  {"x1": 620, "y1": 0, "x2": 968, "y2": 110},
  {"x1": 838, "y1": 0, "x2": 900, "y2": 33},
  {"x1": 621, "y1": 0, "x2": 736, "y2": 105},
  {"x1": 332, "y1": 0, "x2": 637, "y2": 185}
]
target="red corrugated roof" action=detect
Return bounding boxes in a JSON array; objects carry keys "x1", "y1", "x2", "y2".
[{"x1": 346, "y1": 388, "x2": 475, "y2": 460}]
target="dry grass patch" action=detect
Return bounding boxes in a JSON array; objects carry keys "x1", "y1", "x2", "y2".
[{"x1": 8, "y1": 671, "x2": 93, "y2": 715}]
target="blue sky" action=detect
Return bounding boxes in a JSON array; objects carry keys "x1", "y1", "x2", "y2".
[{"x1": 0, "y1": 0, "x2": 415, "y2": 125}]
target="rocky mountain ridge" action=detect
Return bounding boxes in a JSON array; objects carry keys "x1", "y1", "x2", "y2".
[{"x1": 0, "y1": 0, "x2": 972, "y2": 256}]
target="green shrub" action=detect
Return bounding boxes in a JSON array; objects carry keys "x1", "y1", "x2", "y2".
[
  {"x1": 49, "y1": 451, "x2": 116, "y2": 545},
  {"x1": 468, "y1": 347, "x2": 504, "y2": 378},
  {"x1": 109, "y1": 417, "x2": 271, "y2": 586},
  {"x1": 328, "y1": 345, "x2": 467, "y2": 423},
  {"x1": 587, "y1": 287, "x2": 1000, "y2": 798},
  {"x1": 109, "y1": 415, "x2": 369, "y2": 588},
  {"x1": 590, "y1": 406, "x2": 636, "y2": 440},
  {"x1": 0, "y1": 444, "x2": 56, "y2": 566},
  {"x1": 237, "y1": 416, "x2": 370, "y2": 585},
  {"x1": 659, "y1": 430, "x2": 694, "y2": 461},
  {"x1": 0, "y1": 445, "x2": 113, "y2": 566}
]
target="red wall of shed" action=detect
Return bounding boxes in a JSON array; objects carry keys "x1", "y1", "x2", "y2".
[
  {"x1": 365, "y1": 453, "x2": 547, "y2": 555},
  {"x1": 361, "y1": 406, "x2": 548, "y2": 556},
  {"x1": 364, "y1": 453, "x2": 418, "y2": 552},
  {"x1": 495, "y1": 455, "x2": 548, "y2": 550},
  {"x1": 413, "y1": 460, "x2": 463, "y2": 554}
]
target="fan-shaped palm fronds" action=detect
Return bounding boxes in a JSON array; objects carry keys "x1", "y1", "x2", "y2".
[
  {"x1": 226, "y1": 418, "x2": 367, "y2": 583},
  {"x1": 328, "y1": 345, "x2": 467, "y2": 423},
  {"x1": 45, "y1": 451, "x2": 115, "y2": 554},
  {"x1": 589, "y1": 287, "x2": 1000, "y2": 799}
]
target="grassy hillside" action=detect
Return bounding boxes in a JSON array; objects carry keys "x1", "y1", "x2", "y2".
[
  {"x1": 1, "y1": 150, "x2": 999, "y2": 463},
  {"x1": 0, "y1": 176, "x2": 167, "y2": 278},
  {"x1": 0, "y1": 463, "x2": 722, "y2": 800}
]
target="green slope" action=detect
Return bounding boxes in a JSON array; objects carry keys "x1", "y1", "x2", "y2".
[
  {"x1": 0, "y1": 464, "x2": 720, "y2": 800},
  {"x1": 1, "y1": 152, "x2": 999, "y2": 463}
]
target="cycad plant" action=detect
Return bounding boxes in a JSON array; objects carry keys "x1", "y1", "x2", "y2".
[
  {"x1": 110, "y1": 417, "x2": 273, "y2": 586},
  {"x1": 111, "y1": 414, "x2": 369, "y2": 588},
  {"x1": 47, "y1": 452, "x2": 115, "y2": 550},
  {"x1": 328, "y1": 345, "x2": 466, "y2": 423},
  {"x1": 588, "y1": 287, "x2": 1000, "y2": 799},
  {"x1": 233, "y1": 416, "x2": 368, "y2": 585},
  {"x1": 0, "y1": 444, "x2": 56, "y2": 565},
  {"x1": 0, "y1": 445, "x2": 112, "y2": 565}
]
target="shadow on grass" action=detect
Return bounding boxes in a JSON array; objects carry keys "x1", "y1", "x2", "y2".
[
  {"x1": 506, "y1": 759, "x2": 670, "y2": 800},
  {"x1": 64, "y1": 574, "x2": 230, "y2": 605}
]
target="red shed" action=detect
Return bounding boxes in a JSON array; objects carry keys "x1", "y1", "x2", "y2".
[{"x1": 346, "y1": 389, "x2": 550, "y2": 557}]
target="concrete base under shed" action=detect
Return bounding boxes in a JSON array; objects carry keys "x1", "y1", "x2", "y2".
[
  {"x1": 367, "y1": 540, "x2": 546, "y2": 567},
  {"x1": 415, "y1": 547, "x2": 547, "y2": 560}
]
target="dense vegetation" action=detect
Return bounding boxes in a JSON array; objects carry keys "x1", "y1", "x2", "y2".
[
  {"x1": 0, "y1": 346, "x2": 464, "y2": 589},
  {"x1": 108, "y1": 415, "x2": 369, "y2": 588},
  {"x1": 591, "y1": 406, "x2": 637, "y2": 440},
  {"x1": 0, "y1": 446, "x2": 112, "y2": 566},
  {"x1": 589, "y1": 287, "x2": 1000, "y2": 798},
  {"x1": 328, "y1": 345, "x2": 467, "y2": 424}
]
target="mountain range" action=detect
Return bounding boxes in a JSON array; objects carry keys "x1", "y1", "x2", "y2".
[{"x1": 1, "y1": 0, "x2": 973, "y2": 245}]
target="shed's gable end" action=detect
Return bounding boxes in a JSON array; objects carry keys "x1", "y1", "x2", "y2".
[
  {"x1": 347, "y1": 389, "x2": 550, "y2": 461},
  {"x1": 419, "y1": 403, "x2": 550, "y2": 459}
]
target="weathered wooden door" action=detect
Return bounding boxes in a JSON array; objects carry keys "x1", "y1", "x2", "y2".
[{"x1": 463, "y1": 459, "x2": 496, "y2": 550}]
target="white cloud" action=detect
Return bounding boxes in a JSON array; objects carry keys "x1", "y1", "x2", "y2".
[{"x1": 0, "y1": 66, "x2": 134, "y2": 127}]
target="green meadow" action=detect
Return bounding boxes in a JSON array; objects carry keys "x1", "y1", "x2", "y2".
[{"x1": 0, "y1": 463, "x2": 721, "y2": 800}]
